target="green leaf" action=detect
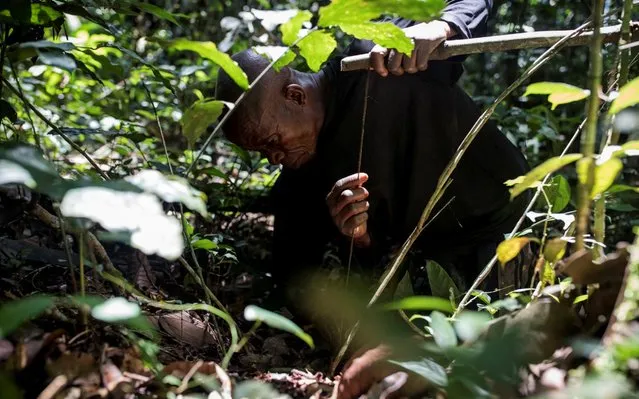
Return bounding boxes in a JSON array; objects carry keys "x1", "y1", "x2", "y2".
[
  {"x1": 319, "y1": 0, "x2": 445, "y2": 26},
  {"x1": 19, "y1": 41, "x2": 75, "y2": 52},
  {"x1": 389, "y1": 357, "x2": 448, "y2": 388},
  {"x1": 192, "y1": 239, "x2": 217, "y2": 250},
  {"x1": 297, "y1": 31, "x2": 337, "y2": 72},
  {"x1": 273, "y1": 49, "x2": 297, "y2": 71},
  {"x1": 607, "y1": 184, "x2": 639, "y2": 194},
  {"x1": 545, "y1": 175, "x2": 571, "y2": 212},
  {"x1": 233, "y1": 380, "x2": 283, "y2": 399},
  {"x1": 591, "y1": 158, "x2": 623, "y2": 199},
  {"x1": 136, "y1": 3, "x2": 181, "y2": 26},
  {"x1": 381, "y1": 296, "x2": 454, "y2": 313},
  {"x1": 244, "y1": 305, "x2": 314, "y2": 348},
  {"x1": 0, "y1": 100, "x2": 17, "y2": 123},
  {"x1": 0, "y1": 160, "x2": 37, "y2": 188},
  {"x1": 339, "y1": 22, "x2": 413, "y2": 55},
  {"x1": 507, "y1": 154, "x2": 583, "y2": 199},
  {"x1": 181, "y1": 99, "x2": 227, "y2": 146},
  {"x1": 609, "y1": 76, "x2": 639, "y2": 115},
  {"x1": 168, "y1": 39, "x2": 249, "y2": 90},
  {"x1": 37, "y1": 49, "x2": 77, "y2": 71},
  {"x1": 280, "y1": 10, "x2": 312, "y2": 46},
  {"x1": 0, "y1": 295, "x2": 55, "y2": 338},
  {"x1": 454, "y1": 311, "x2": 490, "y2": 342},
  {"x1": 426, "y1": 260, "x2": 460, "y2": 302},
  {"x1": 620, "y1": 140, "x2": 639, "y2": 154},
  {"x1": 91, "y1": 297, "x2": 155, "y2": 335},
  {"x1": 363, "y1": 0, "x2": 446, "y2": 22},
  {"x1": 430, "y1": 311, "x2": 458, "y2": 348},
  {"x1": 524, "y1": 82, "x2": 590, "y2": 110},
  {"x1": 496, "y1": 237, "x2": 530, "y2": 265}
]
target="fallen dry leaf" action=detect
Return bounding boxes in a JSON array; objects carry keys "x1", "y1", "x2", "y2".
[{"x1": 150, "y1": 311, "x2": 219, "y2": 348}]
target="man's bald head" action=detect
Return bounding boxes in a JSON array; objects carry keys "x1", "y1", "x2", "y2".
[{"x1": 215, "y1": 49, "x2": 326, "y2": 169}]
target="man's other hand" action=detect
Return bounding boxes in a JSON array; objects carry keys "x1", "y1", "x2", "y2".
[
  {"x1": 326, "y1": 173, "x2": 371, "y2": 248},
  {"x1": 370, "y1": 20, "x2": 456, "y2": 77}
]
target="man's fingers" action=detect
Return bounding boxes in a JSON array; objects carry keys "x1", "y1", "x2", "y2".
[
  {"x1": 326, "y1": 173, "x2": 369, "y2": 206},
  {"x1": 402, "y1": 50, "x2": 418, "y2": 74},
  {"x1": 387, "y1": 50, "x2": 404, "y2": 76},
  {"x1": 370, "y1": 47, "x2": 389, "y2": 77},
  {"x1": 331, "y1": 187, "x2": 368, "y2": 217},
  {"x1": 341, "y1": 212, "x2": 369, "y2": 237},
  {"x1": 417, "y1": 48, "x2": 430, "y2": 71},
  {"x1": 379, "y1": 372, "x2": 409, "y2": 399},
  {"x1": 335, "y1": 200, "x2": 369, "y2": 228}
]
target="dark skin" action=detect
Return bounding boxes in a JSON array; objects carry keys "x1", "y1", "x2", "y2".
[{"x1": 223, "y1": 20, "x2": 460, "y2": 399}]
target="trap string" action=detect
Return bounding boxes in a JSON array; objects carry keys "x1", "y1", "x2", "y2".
[{"x1": 345, "y1": 69, "x2": 371, "y2": 288}]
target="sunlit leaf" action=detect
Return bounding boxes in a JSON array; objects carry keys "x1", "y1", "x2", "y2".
[
  {"x1": 426, "y1": 260, "x2": 460, "y2": 302},
  {"x1": 381, "y1": 296, "x2": 454, "y2": 313},
  {"x1": 244, "y1": 305, "x2": 314, "y2": 348},
  {"x1": 273, "y1": 49, "x2": 297, "y2": 71},
  {"x1": 192, "y1": 239, "x2": 217, "y2": 250},
  {"x1": 389, "y1": 357, "x2": 448, "y2": 388},
  {"x1": 524, "y1": 82, "x2": 590, "y2": 110},
  {"x1": 280, "y1": 10, "x2": 312, "y2": 45},
  {"x1": 573, "y1": 294, "x2": 588, "y2": 304},
  {"x1": 251, "y1": 9, "x2": 298, "y2": 31},
  {"x1": 607, "y1": 184, "x2": 639, "y2": 194},
  {"x1": 543, "y1": 237, "x2": 567, "y2": 263},
  {"x1": 0, "y1": 295, "x2": 55, "y2": 338},
  {"x1": 430, "y1": 311, "x2": 458, "y2": 348},
  {"x1": 60, "y1": 187, "x2": 184, "y2": 260},
  {"x1": 125, "y1": 170, "x2": 208, "y2": 217},
  {"x1": 339, "y1": 22, "x2": 413, "y2": 55},
  {"x1": 620, "y1": 140, "x2": 639, "y2": 154},
  {"x1": 609, "y1": 76, "x2": 639, "y2": 115},
  {"x1": 363, "y1": 0, "x2": 446, "y2": 21},
  {"x1": 508, "y1": 154, "x2": 583, "y2": 199},
  {"x1": 181, "y1": 99, "x2": 228, "y2": 146},
  {"x1": 545, "y1": 175, "x2": 571, "y2": 212},
  {"x1": 168, "y1": 39, "x2": 249, "y2": 90},
  {"x1": 91, "y1": 297, "x2": 141, "y2": 322},
  {"x1": 319, "y1": 0, "x2": 445, "y2": 26},
  {"x1": 136, "y1": 3, "x2": 181, "y2": 26},
  {"x1": 454, "y1": 311, "x2": 490, "y2": 342},
  {"x1": 591, "y1": 158, "x2": 623, "y2": 198},
  {"x1": 0, "y1": 160, "x2": 36, "y2": 188},
  {"x1": 496, "y1": 237, "x2": 530, "y2": 265},
  {"x1": 253, "y1": 46, "x2": 296, "y2": 72},
  {"x1": 297, "y1": 30, "x2": 337, "y2": 72},
  {"x1": 526, "y1": 211, "x2": 575, "y2": 230},
  {"x1": 37, "y1": 49, "x2": 77, "y2": 71}
]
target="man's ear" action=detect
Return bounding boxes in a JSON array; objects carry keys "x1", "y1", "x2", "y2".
[{"x1": 284, "y1": 84, "x2": 306, "y2": 106}]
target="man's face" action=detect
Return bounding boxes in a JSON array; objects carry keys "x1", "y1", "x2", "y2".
[{"x1": 232, "y1": 91, "x2": 320, "y2": 169}]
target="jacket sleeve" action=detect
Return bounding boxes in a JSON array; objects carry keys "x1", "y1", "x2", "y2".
[{"x1": 440, "y1": 0, "x2": 493, "y2": 39}]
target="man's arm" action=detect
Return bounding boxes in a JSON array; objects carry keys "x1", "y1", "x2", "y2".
[{"x1": 440, "y1": 0, "x2": 493, "y2": 40}]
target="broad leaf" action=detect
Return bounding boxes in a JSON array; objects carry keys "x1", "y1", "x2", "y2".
[
  {"x1": 280, "y1": 10, "x2": 312, "y2": 45},
  {"x1": 136, "y1": 3, "x2": 181, "y2": 26},
  {"x1": 609, "y1": 76, "x2": 639, "y2": 115},
  {"x1": 297, "y1": 30, "x2": 337, "y2": 72},
  {"x1": 426, "y1": 260, "x2": 460, "y2": 302},
  {"x1": 319, "y1": 0, "x2": 445, "y2": 26},
  {"x1": 37, "y1": 49, "x2": 77, "y2": 71},
  {"x1": 591, "y1": 158, "x2": 623, "y2": 198},
  {"x1": 381, "y1": 296, "x2": 454, "y2": 313},
  {"x1": 430, "y1": 311, "x2": 458, "y2": 348},
  {"x1": 244, "y1": 305, "x2": 314, "y2": 348},
  {"x1": 545, "y1": 175, "x2": 571, "y2": 212},
  {"x1": 181, "y1": 99, "x2": 228, "y2": 145},
  {"x1": 168, "y1": 39, "x2": 249, "y2": 90},
  {"x1": 253, "y1": 46, "x2": 297, "y2": 72},
  {"x1": 507, "y1": 154, "x2": 583, "y2": 199},
  {"x1": 0, "y1": 160, "x2": 36, "y2": 188},
  {"x1": 339, "y1": 22, "x2": 413, "y2": 55},
  {"x1": 0, "y1": 295, "x2": 55, "y2": 338},
  {"x1": 251, "y1": 9, "x2": 298, "y2": 31},
  {"x1": 364, "y1": 0, "x2": 446, "y2": 22},
  {"x1": 607, "y1": 184, "x2": 639, "y2": 194},
  {"x1": 19, "y1": 41, "x2": 75, "y2": 51},
  {"x1": 620, "y1": 140, "x2": 639, "y2": 154},
  {"x1": 125, "y1": 170, "x2": 208, "y2": 217},
  {"x1": 524, "y1": 82, "x2": 590, "y2": 110},
  {"x1": 389, "y1": 357, "x2": 448, "y2": 388},
  {"x1": 91, "y1": 297, "x2": 141, "y2": 322},
  {"x1": 454, "y1": 311, "x2": 490, "y2": 342},
  {"x1": 543, "y1": 237, "x2": 567, "y2": 263},
  {"x1": 233, "y1": 380, "x2": 283, "y2": 399},
  {"x1": 273, "y1": 49, "x2": 297, "y2": 71},
  {"x1": 496, "y1": 237, "x2": 530, "y2": 265},
  {"x1": 60, "y1": 187, "x2": 184, "y2": 260}
]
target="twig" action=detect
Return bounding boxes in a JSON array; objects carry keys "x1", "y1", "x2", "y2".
[
  {"x1": 176, "y1": 360, "x2": 204, "y2": 394},
  {"x1": 575, "y1": 0, "x2": 605, "y2": 251},
  {"x1": 142, "y1": 82, "x2": 174, "y2": 175},
  {"x1": 0, "y1": 75, "x2": 109, "y2": 180},
  {"x1": 54, "y1": 205, "x2": 78, "y2": 293},
  {"x1": 8, "y1": 59, "x2": 41, "y2": 150}
]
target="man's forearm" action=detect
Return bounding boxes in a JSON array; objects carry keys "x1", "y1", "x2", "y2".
[{"x1": 440, "y1": 0, "x2": 493, "y2": 39}]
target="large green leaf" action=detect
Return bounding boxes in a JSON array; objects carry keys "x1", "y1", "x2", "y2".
[
  {"x1": 297, "y1": 30, "x2": 337, "y2": 72},
  {"x1": 426, "y1": 260, "x2": 460, "y2": 302},
  {"x1": 319, "y1": 0, "x2": 445, "y2": 26},
  {"x1": 364, "y1": 0, "x2": 446, "y2": 21},
  {"x1": 136, "y1": 3, "x2": 181, "y2": 26},
  {"x1": 381, "y1": 296, "x2": 454, "y2": 313},
  {"x1": 389, "y1": 357, "x2": 448, "y2": 388},
  {"x1": 0, "y1": 3, "x2": 62, "y2": 25},
  {"x1": 545, "y1": 174, "x2": 571, "y2": 212},
  {"x1": 524, "y1": 82, "x2": 590, "y2": 110},
  {"x1": 430, "y1": 311, "x2": 458, "y2": 348},
  {"x1": 280, "y1": 10, "x2": 312, "y2": 46},
  {"x1": 168, "y1": 39, "x2": 249, "y2": 90},
  {"x1": 244, "y1": 305, "x2": 314, "y2": 348},
  {"x1": 339, "y1": 22, "x2": 413, "y2": 55},
  {"x1": 507, "y1": 154, "x2": 583, "y2": 199},
  {"x1": 0, "y1": 295, "x2": 55, "y2": 338},
  {"x1": 181, "y1": 99, "x2": 228, "y2": 146},
  {"x1": 454, "y1": 311, "x2": 490, "y2": 342},
  {"x1": 590, "y1": 158, "x2": 623, "y2": 199},
  {"x1": 609, "y1": 76, "x2": 639, "y2": 115}
]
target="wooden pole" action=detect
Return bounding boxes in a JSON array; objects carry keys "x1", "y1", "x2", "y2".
[{"x1": 340, "y1": 23, "x2": 636, "y2": 72}]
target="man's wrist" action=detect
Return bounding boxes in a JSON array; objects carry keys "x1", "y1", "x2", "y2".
[{"x1": 434, "y1": 19, "x2": 457, "y2": 38}]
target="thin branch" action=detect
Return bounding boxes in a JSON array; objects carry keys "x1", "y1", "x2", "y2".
[{"x1": 0, "y1": 75, "x2": 109, "y2": 180}]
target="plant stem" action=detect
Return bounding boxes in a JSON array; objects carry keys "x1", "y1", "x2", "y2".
[
  {"x1": 54, "y1": 205, "x2": 78, "y2": 293},
  {"x1": 0, "y1": 76, "x2": 109, "y2": 180},
  {"x1": 575, "y1": 0, "x2": 605, "y2": 251}
]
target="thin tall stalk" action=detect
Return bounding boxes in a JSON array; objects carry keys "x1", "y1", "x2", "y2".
[{"x1": 575, "y1": 0, "x2": 605, "y2": 251}]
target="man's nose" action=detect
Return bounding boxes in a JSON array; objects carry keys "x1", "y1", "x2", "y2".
[{"x1": 267, "y1": 151, "x2": 285, "y2": 165}]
